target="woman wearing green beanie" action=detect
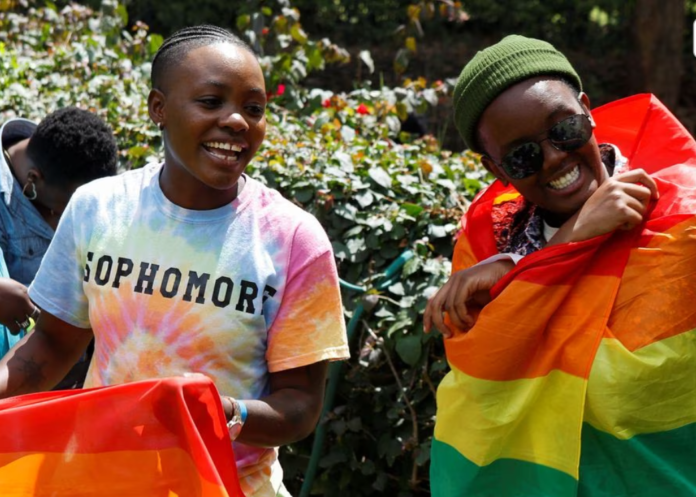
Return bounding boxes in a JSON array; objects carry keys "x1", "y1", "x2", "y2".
[{"x1": 424, "y1": 35, "x2": 696, "y2": 496}]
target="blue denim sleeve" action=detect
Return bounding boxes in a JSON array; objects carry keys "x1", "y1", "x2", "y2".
[{"x1": 0, "y1": 203, "x2": 10, "y2": 265}]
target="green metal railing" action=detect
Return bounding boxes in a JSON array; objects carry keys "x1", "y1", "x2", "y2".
[{"x1": 299, "y1": 250, "x2": 414, "y2": 497}]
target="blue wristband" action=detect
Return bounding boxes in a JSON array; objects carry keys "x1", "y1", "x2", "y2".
[{"x1": 237, "y1": 399, "x2": 248, "y2": 423}]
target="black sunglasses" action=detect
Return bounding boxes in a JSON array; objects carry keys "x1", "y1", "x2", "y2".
[{"x1": 489, "y1": 113, "x2": 594, "y2": 180}]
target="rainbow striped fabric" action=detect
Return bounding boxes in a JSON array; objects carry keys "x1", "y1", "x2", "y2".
[
  {"x1": 0, "y1": 377, "x2": 243, "y2": 496},
  {"x1": 431, "y1": 94, "x2": 696, "y2": 497}
]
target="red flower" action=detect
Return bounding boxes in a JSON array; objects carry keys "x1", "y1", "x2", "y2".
[
  {"x1": 356, "y1": 103, "x2": 370, "y2": 115},
  {"x1": 276, "y1": 84, "x2": 286, "y2": 96},
  {"x1": 261, "y1": 27, "x2": 269, "y2": 36},
  {"x1": 322, "y1": 98, "x2": 332, "y2": 108}
]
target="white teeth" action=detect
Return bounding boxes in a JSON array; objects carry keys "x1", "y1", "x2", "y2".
[
  {"x1": 548, "y1": 165, "x2": 580, "y2": 190},
  {"x1": 208, "y1": 149, "x2": 239, "y2": 162},
  {"x1": 204, "y1": 142, "x2": 242, "y2": 152}
]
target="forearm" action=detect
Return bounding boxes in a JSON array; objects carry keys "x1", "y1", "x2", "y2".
[
  {"x1": 226, "y1": 361, "x2": 328, "y2": 447},
  {"x1": 0, "y1": 327, "x2": 90, "y2": 398},
  {"x1": 230, "y1": 388, "x2": 323, "y2": 447}
]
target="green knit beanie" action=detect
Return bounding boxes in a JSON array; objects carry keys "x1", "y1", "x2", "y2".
[{"x1": 453, "y1": 35, "x2": 582, "y2": 153}]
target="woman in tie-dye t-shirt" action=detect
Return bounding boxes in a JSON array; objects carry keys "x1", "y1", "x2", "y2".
[{"x1": 0, "y1": 25, "x2": 349, "y2": 497}]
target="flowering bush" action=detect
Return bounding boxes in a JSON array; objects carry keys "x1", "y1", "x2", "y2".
[
  {"x1": 0, "y1": 2, "x2": 490, "y2": 494},
  {"x1": 0, "y1": 0, "x2": 160, "y2": 170}
]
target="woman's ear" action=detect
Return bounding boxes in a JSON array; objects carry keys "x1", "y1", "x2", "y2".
[
  {"x1": 148, "y1": 89, "x2": 166, "y2": 129},
  {"x1": 481, "y1": 156, "x2": 509, "y2": 187},
  {"x1": 27, "y1": 168, "x2": 42, "y2": 185},
  {"x1": 579, "y1": 92, "x2": 594, "y2": 122}
]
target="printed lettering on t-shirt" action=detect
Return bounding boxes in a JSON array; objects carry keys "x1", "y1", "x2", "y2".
[{"x1": 83, "y1": 251, "x2": 277, "y2": 316}]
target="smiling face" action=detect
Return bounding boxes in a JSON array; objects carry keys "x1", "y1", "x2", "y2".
[
  {"x1": 148, "y1": 42, "x2": 267, "y2": 209},
  {"x1": 478, "y1": 77, "x2": 607, "y2": 224}
]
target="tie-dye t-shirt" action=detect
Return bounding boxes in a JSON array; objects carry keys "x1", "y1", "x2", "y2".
[{"x1": 29, "y1": 163, "x2": 349, "y2": 496}]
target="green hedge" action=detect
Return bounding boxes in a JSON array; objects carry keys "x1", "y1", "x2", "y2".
[{"x1": 0, "y1": 2, "x2": 490, "y2": 494}]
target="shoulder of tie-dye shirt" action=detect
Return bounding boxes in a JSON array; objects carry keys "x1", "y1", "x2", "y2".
[
  {"x1": 432, "y1": 95, "x2": 696, "y2": 497},
  {"x1": 246, "y1": 176, "x2": 332, "y2": 260},
  {"x1": 248, "y1": 177, "x2": 348, "y2": 371}
]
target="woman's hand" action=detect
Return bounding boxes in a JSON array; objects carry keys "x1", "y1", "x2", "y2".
[
  {"x1": 549, "y1": 169, "x2": 659, "y2": 245},
  {"x1": 0, "y1": 278, "x2": 37, "y2": 334},
  {"x1": 424, "y1": 259, "x2": 515, "y2": 338}
]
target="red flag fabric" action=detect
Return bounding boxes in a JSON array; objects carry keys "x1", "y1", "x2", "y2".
[{"x1": 0, "y1": 376, "x2": 244, "y2": 496}]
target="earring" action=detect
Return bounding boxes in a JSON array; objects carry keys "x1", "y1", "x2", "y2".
[
  {"x1": 158, "y1": 122, "x2": 164, "y2": 130},
  {"x1": 22, "y1": 179, "x2": 37, "y2": 200}
]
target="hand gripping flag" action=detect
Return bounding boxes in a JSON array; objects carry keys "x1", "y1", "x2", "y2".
[
  {"x1": 0, "y1": 376, "x2": 244, "y2": 496},
  {"x1": 431, "y1": 94, "x2": 696, "y2": 497}
]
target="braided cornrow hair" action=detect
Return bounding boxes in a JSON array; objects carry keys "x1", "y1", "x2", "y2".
[{"x1": 151, "y1": 25, "x2": 254, "y2": 90}]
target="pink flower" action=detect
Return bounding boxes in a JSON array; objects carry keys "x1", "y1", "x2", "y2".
[
  {"x1": 276, "y1": 84, "x2": 286, "y2": 96},
  {"x1": 356, "y1": 103, "x2": 370, "y2": 115}
]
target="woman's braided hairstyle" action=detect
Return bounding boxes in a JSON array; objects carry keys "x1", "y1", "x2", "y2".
[{"x1": 151, "y1": 25, "x2": 254, "y2": 90}]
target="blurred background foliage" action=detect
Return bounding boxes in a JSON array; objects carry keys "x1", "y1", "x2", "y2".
[{"x1": 1, "y1": 0, "x2": 693, "y2": 495}]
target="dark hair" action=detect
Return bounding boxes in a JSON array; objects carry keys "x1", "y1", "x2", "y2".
[
  {"x1": 151, "y1": 25, "x2": 254, "y2": 91},
  {"x1": 26, "y1": 107, "x2": 118, "y2": 187},
  {"x1": 475, "y1": 76, "x2": 581, "y2": 156}
]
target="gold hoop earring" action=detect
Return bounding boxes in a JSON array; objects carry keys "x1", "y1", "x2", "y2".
[{"x1": 22, "y1": 180, "x2": 37, "y2": 201}]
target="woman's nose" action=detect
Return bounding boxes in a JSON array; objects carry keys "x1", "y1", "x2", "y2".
[
  {"x1": 540, "y1": 138, "x2": 567, "y2": 172},
  {"x1": 220, "y1": 111, "x2": 249, "y2": 132}
]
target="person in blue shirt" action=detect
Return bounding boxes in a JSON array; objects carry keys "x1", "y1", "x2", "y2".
[
  {"x1": 0, "y1": 107, "x2": 118, "y2": 387},
  {"x1": 1, "y1": 107, "x2": 118, "y2": 285}
]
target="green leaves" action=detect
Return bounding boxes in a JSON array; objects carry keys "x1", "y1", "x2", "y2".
[
  {"x1": 0, "y1": 2, "x2": 157, "y2": 170},
  {"x1": 395, "y1": 334, "x2": 422, "y2": 366},
  {"x1": 368, "y1": 166, "x2": 392, "y2": 189}
]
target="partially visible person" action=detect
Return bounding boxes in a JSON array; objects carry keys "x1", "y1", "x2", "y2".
[
  {"x1": 1, "y1": 106, "x2": 119, "y2": 284},
  {"x1": 0, "y1": 107, "x2": 118, "y2": 388}
]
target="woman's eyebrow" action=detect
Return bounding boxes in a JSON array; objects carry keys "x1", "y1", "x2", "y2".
[{"x1": 247, "y1": 87, "x2": 266, "y2": 96}]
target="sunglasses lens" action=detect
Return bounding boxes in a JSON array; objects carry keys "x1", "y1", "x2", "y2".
[
  {"x1": 548, "y1": 114, "x2": 592, "y2": 151},
  {"x1": 502, "y1": 142, "x2": 543, "y2": 179}
]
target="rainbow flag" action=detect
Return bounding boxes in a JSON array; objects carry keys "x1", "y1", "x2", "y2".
[
  {"x1": 431, "y1": 94, "x2": 696, "y2": 496},
  {"x1": 0, "y1": 376, "x2": 244, "y2": 496}
]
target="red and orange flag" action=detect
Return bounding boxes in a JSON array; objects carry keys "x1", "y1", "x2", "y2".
[{"x1": 0, "y1": 376, "x2": 244, "y2": 496}]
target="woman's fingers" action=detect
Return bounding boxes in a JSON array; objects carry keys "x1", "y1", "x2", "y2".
[
  {"x1": 617, "y1": 169, "x2": 659, "y2": 199},
  {"x1": 424, "y1": 285, "x2": 452, "y2": 337},
  {"x1": 443, "y1": 277, "x2": 471, "y2": 330}
]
